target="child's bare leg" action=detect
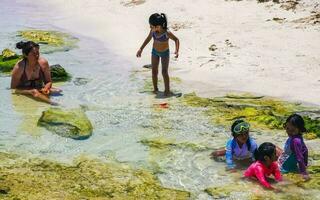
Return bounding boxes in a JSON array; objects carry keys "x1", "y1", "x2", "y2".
[
  {"x1": 151, "y1": 55, "x2": 160, "y2": 93},
  {"x1": 161, "y1": 56, "x2": 170, "y2": 96}
]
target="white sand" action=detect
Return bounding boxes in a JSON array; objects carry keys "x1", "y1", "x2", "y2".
[{"x1": 36, "y1": 0, "x2": 320, "y2": 105}]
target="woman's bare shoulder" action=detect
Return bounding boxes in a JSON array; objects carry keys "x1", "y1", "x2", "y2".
[{"x1": 38, "y1": 57, "x2": 49, "y2": 64}]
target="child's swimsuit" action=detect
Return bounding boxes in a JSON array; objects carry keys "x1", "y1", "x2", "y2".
[
  {"x1": 225, "y1": 137, "x2": 257, "y2": 169},
  {"x1": 278, "y1": 134, "x2": 308, "y2": 175},
  {"x1": 18, "y1": 59, "x2": 46, "y2": 89},
  {"x1": 244, "y1": 161, "x2": 282, "y2": 188},
  {"x1": 152, "y1": 31, "x2": 169, "y2": 58}
]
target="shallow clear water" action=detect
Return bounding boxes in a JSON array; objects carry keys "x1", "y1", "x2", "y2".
[{"x1": 1, "y1": 1, "x2": 319, "y2": 199}]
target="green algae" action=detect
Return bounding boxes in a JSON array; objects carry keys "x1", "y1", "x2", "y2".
[
  {"x1": 182, "y1": 92, "x2": 320, "y2": 137},
  {"x1": 1, "y1": 49, "x2": 18, "y2": 61},
  {"x1": 283, "y1": 166, "x2": 320, "y2": 190},
  {"x1": 204, "y1": 185, "x2": 234, "y2": 198},
  {"x1": 0, "y1": 55, "x2": 21, "y2": 73},
  {"x1": 17, "y1": 30, "x2": 78, "y2": 53},
  {"x1": 0, "y1": 153, "x2": 190, "y2": 200},
  {"x1": 140, "y1": 137, "x2": 210, "y2": 152},
  {"x1": 37, "y1": 108, "x2": 93, "y2": 139},
  {"x1": 50, "y1": 64, "x2": 71, "y2": 82}
]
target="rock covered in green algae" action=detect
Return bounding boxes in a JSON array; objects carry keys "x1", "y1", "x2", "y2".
[
  {"x1": 37, "y1": 108, "x2": 93, "y2": 139},
  {"x1": 17, "y1": 30, "x2": 78, "y2": 53},
  {"x1": 140, "y1": 137, "x2": 210, "y2": 152},
  {"x1": 50, "y1": 64, "x2": 71, "y2": 82},
  {"x1": 0, "y1": 153, "x2": 190, "y2": 200},
  {"x1": 182, "y1": 92, "x2": 320, "y2": 137},
  {"x1": 0, "y1": 49, "x2": 21, "y2": 73},
  {"x1": 1, "y1": 49, "x2": 18, "y2": 61},
  {"x1": 204, "y1": 185, "x2": 234, "y2": 198}
]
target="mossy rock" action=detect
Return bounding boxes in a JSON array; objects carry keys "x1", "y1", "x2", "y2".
[
  {"x1": 204, "y1": 185, "x2": 234, "y2": 198},
  {"x1": 182, "y1": 92, "x2": 320, "y2": 137},
  {"x1": 37, "y1": 108, "x2": 93, "y2": 139},
  {"x1": 0, "y1": 153, "x2": 190, "y2": 199},
  {"x1": 0, "y1": 54, "x2": 21, "y2": 73},
  {"x1": 50, "y1": 64, "x2": 71, "y2": 82},
  {"x1": 17, "y1": 30, "x2": 78, "y2": 53},
  {"x1": 1, "y1": 49, "x2": 19, "y2": 61},
  {"x1": 140, "y1": 137, "x2": 210, "y2": 152}
]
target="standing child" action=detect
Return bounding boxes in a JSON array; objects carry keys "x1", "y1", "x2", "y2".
[
  {"x1": 244, "y1": 142, "x2": 282, "y2": 189},
  {"x1": 136, "y1": 13, "x2": 179, "y2": 96},
  {"x1": 278, "y1": 114, "x2": 309, "y2": 180},
  {"x1": 211, "y1": 119, "x2": 258, "y2": 170}
]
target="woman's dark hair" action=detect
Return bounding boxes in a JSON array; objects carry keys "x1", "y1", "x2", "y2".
[
  {"x1": 254, "y1": 142, "x2": 276, "y2": 161},
  {"x1": 149, "y1": 13, "x2": 167, "y2": 30},
  {"x1": 231, "y1": 119, "x2": 251, "y2": 151},
  {"x1": 16, "y1": 41, "x2": 39, "y2": 56},
  {"x1": 284, "y1": 114, "x2": 307, "y2": 133}
]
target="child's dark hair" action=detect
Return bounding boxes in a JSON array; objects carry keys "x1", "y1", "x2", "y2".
[
  {"x1": 284, "y1": 114, "x2": 307, "y2": 133},
  {"x1": 149, "y1": 13, "x2": 167, "y2": 30},
  {"x1": 231, "y1": 119, "x2": 252, "y2": 151},
  {"x1": 254, "y1": 142, "x2": 276, "y2": 161},
  {"x1": 16, "y1": 41, "x2": 39, "y2": 56}
]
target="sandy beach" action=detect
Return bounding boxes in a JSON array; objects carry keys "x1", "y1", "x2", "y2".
[{"x1": 35, "y1": 0, "x2": 320, "y2": 105}]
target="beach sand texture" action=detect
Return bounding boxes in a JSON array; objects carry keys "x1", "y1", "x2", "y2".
[{"x1": 35, "y1": 0, "x2": 319, "y2": 105}]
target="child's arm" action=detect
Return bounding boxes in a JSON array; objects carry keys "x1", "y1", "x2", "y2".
[
  {"x1": 167, "y1": 31, "x2": 179, "y2": 58},
  {"x1": 136, "y1": 30, "x2": 152, "y2": 57},
  {"x1": 292, "y1": 138, "x2": 309, "y2": 178},
  {"x1": 254, "y1": 165, "x2": 273, "y2": 189},
  {"x1": 249, "y1": 138, "x2": 258, "y2": 161},
  {"x1": 271, "y1": 162, "x2": 282, "y2": 181},
  {"x1": 225, "y1": 140, "x2": 235, "y2": 169}
]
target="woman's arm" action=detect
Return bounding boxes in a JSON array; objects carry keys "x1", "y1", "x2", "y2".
[
  {"x1": 136, "y1": 30, "x2": 152, "y2": 57},
  {"x1": 167, "y1": 31, "x2": 179, "y2": 58},
  {"x1": 11, "y1": 62, "x2": 22, "y2": 89},
  {"x1": 39, "y1": 58, "x2": 52, "y2": 94}
]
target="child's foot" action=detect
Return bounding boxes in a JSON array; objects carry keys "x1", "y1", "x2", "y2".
[
  {"x1": 164, "y1": 90, "x2": 173, "y2": 97},
  {"x1": 153, "y1": 89, "x2": 159, "y2": 94}
]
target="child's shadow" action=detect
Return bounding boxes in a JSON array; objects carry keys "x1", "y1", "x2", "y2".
[{"x1": 155, "y1": 91, "x2": 183, "y2": 99}]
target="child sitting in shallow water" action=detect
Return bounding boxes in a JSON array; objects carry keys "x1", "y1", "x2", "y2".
[
  {"x1": 244, "y1": 142, "x2": 282, "y2": 189},
  {"x1": 211, "y1": 119, "x2": 258, "y2": 170},
  {"x1": 278, "y1": 114, "x2": 309, "y2": 180}
]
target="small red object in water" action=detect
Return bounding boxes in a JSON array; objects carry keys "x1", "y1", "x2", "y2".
[{"x1": 159, "y1": 102, "x2": 169, "y2": 108}]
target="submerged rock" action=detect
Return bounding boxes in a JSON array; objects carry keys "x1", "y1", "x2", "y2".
[
  {"x1": 17, "y1": 29, "x2": 78, "y2": 53},
  {"x1": 0, "y1": 153, "x2": 190, "y2": 199},
  {"x1": 50, "y1": 64, "x2": 71, "y2": 82},
  {"x1": 1, "y1": 49, "x2": 18, "y2": 61},
  {"x1": 182, "y1": 92, "x2": 320, "y2": 137},
  {"x1": 140, "y1": 137, "x2": 210, "y2": 152},
  {"x1": 37, "y1": 108, "x2": 93, "y2": 139},
  {"x1": 0, "y1": 49, "x2": 21, "y2": 73}
]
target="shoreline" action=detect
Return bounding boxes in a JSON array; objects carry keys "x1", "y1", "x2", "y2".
[{"x1": 34, "y1": 0, "x2": 320, "y2": 106}]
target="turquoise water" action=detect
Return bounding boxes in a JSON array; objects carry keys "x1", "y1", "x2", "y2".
[{"x1": 1, "y1": 1, "x2": 319, "y2": 199}]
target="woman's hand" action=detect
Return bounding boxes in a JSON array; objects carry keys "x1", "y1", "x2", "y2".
[
  {"x1": 136, "y1": 49, "x2": 142, "y2": 57},
  {"x1": 40, "y1": 87, "x2": 50, "y2": 95},
  {"x1": 30, "y1": 89, "x2": 41, "y2": 97}
]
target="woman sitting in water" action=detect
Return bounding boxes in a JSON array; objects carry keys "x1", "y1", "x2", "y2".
[{"x1": 11, "y1": 41, "x2": 61, "y2": 104}]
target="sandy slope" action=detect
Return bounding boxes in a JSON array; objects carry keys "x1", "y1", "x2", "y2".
[{"x1": 34, "y1": 0, "x2": 320, "y2": 105}]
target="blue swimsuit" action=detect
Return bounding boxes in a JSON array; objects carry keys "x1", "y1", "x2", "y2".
[{"x1": 152, "y1": 31, "x2": 169, "y2": 58}]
